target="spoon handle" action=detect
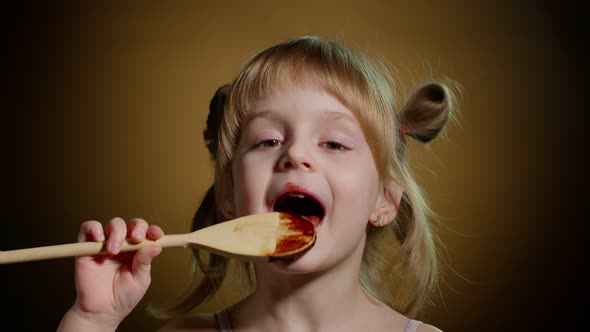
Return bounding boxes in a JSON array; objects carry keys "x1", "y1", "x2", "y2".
[
  {"x1": 0, "y1": 212, "x2": 316, "y2": 264},
  {"x1": 0, "y1": 234, "x2": 188, "y2": 264}
]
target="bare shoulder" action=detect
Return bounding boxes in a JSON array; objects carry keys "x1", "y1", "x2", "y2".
[
  {"x1": 417, "y1": 323, "x2": 444, "y2": 332},
  {"x1": 157, "y1": 313, "x2": 218, "y2": 332}
]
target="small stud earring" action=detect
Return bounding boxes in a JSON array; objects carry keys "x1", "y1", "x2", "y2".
[{"x1": 372, "y1": 215, "x2": 385, "y2": 227}]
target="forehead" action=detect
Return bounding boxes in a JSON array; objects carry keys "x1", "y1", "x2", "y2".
[
  {"x1": 249, "y1": 86, "x2": 357, "y2": 120},
  {"x1": 240, "y1": 87, "x2": 365, "y2": 135}
]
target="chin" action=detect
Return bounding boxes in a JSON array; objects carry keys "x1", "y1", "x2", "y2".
[{"x1": 263, "y1": 247, "x2": 327, "y2": 274}]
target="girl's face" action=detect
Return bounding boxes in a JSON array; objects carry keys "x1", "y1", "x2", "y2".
[{"x1": 230, "y1": 85, "x2": 383, "y2": 272}]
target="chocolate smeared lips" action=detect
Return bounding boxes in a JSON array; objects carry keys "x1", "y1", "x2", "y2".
[{"x1": 272, "y1": 193, "x2": 325, "y2": 226}]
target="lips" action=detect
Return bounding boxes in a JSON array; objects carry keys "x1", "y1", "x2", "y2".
[{"x1": 271, "y1": 184, "x2": 326, "y2": 226}]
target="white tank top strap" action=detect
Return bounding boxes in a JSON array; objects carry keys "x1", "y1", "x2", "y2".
[
  {"x1": 214, "y1": 310, "x2": 420, "y2": 332},
  {"x1": 404, "y1": 319, "x2": 422, "y2": 332},
  {"x1": 214, "y1": 310, "x2": 233, "y2": 332}
]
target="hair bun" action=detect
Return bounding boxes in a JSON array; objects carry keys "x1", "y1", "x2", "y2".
[
  {"x1": 399, "y1": 82, "x2": 456, "y2": 143},
  {"x1": 203, "y1": 84, "x2": 231, "y2": 160}
]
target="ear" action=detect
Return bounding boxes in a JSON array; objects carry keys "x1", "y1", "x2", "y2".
[
  {"x1": 219, "y1": 169, "x2": 236, "y2": 220},
  {"x1": 369, "y1": 182, "x2": 403, "y2": 227}
]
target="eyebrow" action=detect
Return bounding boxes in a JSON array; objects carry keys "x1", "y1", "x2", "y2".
[
  {"x1": 245, "y1": 110, "x2": 282, "y2": 123},
  {"x1": 320, "y1": 110, "x2": 359, "y2": 124}
]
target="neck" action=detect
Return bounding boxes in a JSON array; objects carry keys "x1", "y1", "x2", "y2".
[{"x1": 233, "y1": 238, "x2": 375, "y2": 331}]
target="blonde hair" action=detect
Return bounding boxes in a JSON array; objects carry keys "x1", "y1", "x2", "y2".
[{"x1": 150, "y1": 36, "x2": 459, "y2": 319}]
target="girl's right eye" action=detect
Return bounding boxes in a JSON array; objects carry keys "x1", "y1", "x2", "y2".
[{"x1": 255, "y1": 139, "x2": 283, "y2": 148}]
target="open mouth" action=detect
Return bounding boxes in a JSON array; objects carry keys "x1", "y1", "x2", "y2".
[{"x1": 272, "y1": 192, "x2": 326, "y2": 226}]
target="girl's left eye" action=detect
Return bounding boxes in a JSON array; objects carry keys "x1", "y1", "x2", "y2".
[
  {"x1": 320, "y1": 141, "x2": 349, "y2": 151},
  {"x1": 255, "y1": 139, "x2": 283, "y2": 148}
]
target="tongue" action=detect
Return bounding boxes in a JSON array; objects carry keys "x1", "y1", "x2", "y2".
[
  {"x1": 307, "y1": 215, "x2": 321, "y2": 225},
  {"x1": 299, "y1": 215, "x2": 321, "y2": 226},
  {"x1": 273, "y1": 193, "x2": 324, "y2": 225},
  {"x1": 277, "y1": 206, "x2": 321, "y2": 225}
]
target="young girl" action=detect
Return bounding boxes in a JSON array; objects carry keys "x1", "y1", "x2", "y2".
[{"x1": 58, "y1": 36, "x2": 458, "y2": 332}]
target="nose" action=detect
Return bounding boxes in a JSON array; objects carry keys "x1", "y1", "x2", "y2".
[{"x1": 278, "y1": 143, "x2": 313, "y2": 171}]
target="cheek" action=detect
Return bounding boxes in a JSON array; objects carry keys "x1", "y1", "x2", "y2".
[
  {"x1": 331, "y1": 156, "x2": 380, "y2": 219},
  {"x1": 232, "y1": 158, "x2": 266, "y2": 215}
]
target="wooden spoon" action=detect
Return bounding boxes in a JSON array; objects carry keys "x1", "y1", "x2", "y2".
[{"x1": 0, "y1": 212, "x2": 316, "y2": 264}]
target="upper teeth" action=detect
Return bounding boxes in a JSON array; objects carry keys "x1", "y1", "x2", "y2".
[{"x1": 289, "y1": 193, "x2": 305, "y2": 199}]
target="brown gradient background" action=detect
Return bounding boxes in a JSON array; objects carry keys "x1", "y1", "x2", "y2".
[{"x1": 2, "y1": 1, "x2": 586, "y2": 331}]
